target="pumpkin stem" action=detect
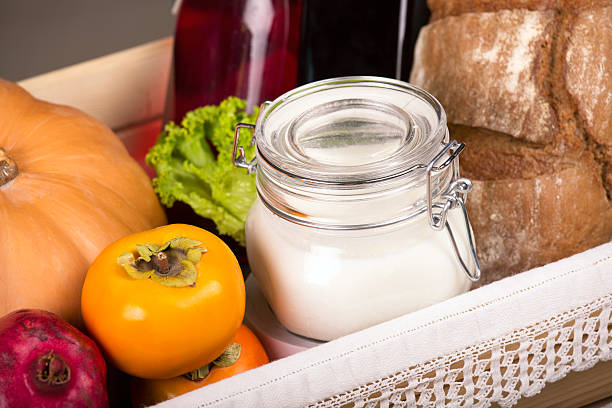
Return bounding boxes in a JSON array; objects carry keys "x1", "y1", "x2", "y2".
[{"x1": 0, "y1": 148, "x2": 18, "y2": 187}]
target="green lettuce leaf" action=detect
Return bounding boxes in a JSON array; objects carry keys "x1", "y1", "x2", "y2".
[{"x1": 146, "y1": 97, "x2": 258, "y2": 245}]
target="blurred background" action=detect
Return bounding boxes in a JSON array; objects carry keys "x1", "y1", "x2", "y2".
[
  {"x1": 0, "y1": 0, "x2": 430, "y2": 83},
  {"x1": 0, "y1": 0, "x2": 176, "y2": 81}
]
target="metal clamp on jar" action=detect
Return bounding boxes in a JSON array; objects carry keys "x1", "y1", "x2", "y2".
[{"x1": 233, "y1": 77, "x2": 481, "y2": 341}]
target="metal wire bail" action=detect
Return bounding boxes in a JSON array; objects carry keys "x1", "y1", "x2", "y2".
[
  {"x1": 232, "y1": 123, "x2": 257, "y2": 173},
  {"x1": 426, "y1": 140, "x2": 481, "y2": 282},
  {"x1": 232, "y1": 101, "x2": 272, "y2": 174}
]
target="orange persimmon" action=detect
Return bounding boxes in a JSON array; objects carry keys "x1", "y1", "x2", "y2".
[
  {"x1": 130, "y1": 324, "x2": 269, "y2": 407},
  {"x1": 81, "y1": 224, "x2": 245, "y2": 379}
]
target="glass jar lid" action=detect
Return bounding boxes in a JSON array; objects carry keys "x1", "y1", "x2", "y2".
[{"x1": 254, "y1": 76, "x2": 448, "y2": 185}]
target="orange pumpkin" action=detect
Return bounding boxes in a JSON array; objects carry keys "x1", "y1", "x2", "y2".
[{"x1": 0, "y1": 79, "x2": 166, "y2": 326}]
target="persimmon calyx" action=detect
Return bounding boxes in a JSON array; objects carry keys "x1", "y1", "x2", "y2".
[
  {"x1": 0, "y1": 148, "x2": 18, "y2": 186},
  {"x1": 183, "y1": 343, "x2": 241, "y2": 382},
  {"x1": 117, "y1": 237, "x2": 207, "y2": 287}
]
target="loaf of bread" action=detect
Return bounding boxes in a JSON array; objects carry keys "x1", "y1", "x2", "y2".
[{"x1": 410, "y1": 0, "x2": 612, "y2": 285}]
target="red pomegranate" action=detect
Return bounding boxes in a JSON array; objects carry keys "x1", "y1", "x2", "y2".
[{"x1": 0, "y1": 309, "x2": 108, "y2": 407}]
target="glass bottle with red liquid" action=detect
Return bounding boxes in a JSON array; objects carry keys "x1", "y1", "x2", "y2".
[
  {"x1": 166, "y1": 0, "x2": 303, "y2": 122},
  {"x1": 164, "y1": 0, "x2": 303, "y2": 269}
]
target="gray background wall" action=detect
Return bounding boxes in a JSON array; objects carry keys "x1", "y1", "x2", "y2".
[{"x1": 0, "y1": 0, "x2": 176, "y2": 81}]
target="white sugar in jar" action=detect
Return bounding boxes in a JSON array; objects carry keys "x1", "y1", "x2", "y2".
[{"x1": 233, "y1": 77, "x2": 481, "y2": 341}]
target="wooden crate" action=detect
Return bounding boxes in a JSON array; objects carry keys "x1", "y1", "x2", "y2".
[
  {"x1": 16, "y1": 38, "x2": 612, "y2": 408},
  {"x1": 18, "y1": 36, "x2": 173, "y2": 176}
]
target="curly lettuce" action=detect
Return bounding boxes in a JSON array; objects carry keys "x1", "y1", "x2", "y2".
[{"x1": 146, "y1": 97, "x2": 258, "y2": 245}]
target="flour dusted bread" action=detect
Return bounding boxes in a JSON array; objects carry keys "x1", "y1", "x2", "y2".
[{"x1": 410, "y1": 1, "x2": 612, "y2": 284}]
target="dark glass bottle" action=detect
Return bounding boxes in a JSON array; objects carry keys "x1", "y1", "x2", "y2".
[{"x1": 297, "y1": 0, "x2": 430, "y2": 84}]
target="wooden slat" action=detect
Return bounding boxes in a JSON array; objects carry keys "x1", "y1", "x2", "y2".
[
  {"x1": 116, "y1": 118, "x2": 164, "y2": 178},
  {"x1": 585, "y1": 396, "x2": 612, "y2": 408},
  {"x1": 494, "y1": 360, "x2": 612, "y2": 408},
  {"x1": 17, "y1": 37, "x2": 172, "y2": 131}
]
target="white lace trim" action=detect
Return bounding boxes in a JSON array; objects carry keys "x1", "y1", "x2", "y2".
[
  {"x1": 157, "y1": 243, "x2": 612, "y2": 408},
  {"x1": 311, "y1": 295, "x2": 612, "y2": 408}
]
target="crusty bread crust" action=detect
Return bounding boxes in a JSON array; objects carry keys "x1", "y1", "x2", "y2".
[
  {"x1": 411, "y1": 9, "x2": 557, "y2": 144},
  {"x1": 565, "y1": 6, "x2": 612, "y2": 194},
  {"x1": 427, "y1": 0, "x2": 610, "y2": 21},
  {"x1": 411, "y1": 2, "x2": 612, "y2": 284},
  {"x1": 452, "y1": 125, "x2": 612, "y2": 283}
]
